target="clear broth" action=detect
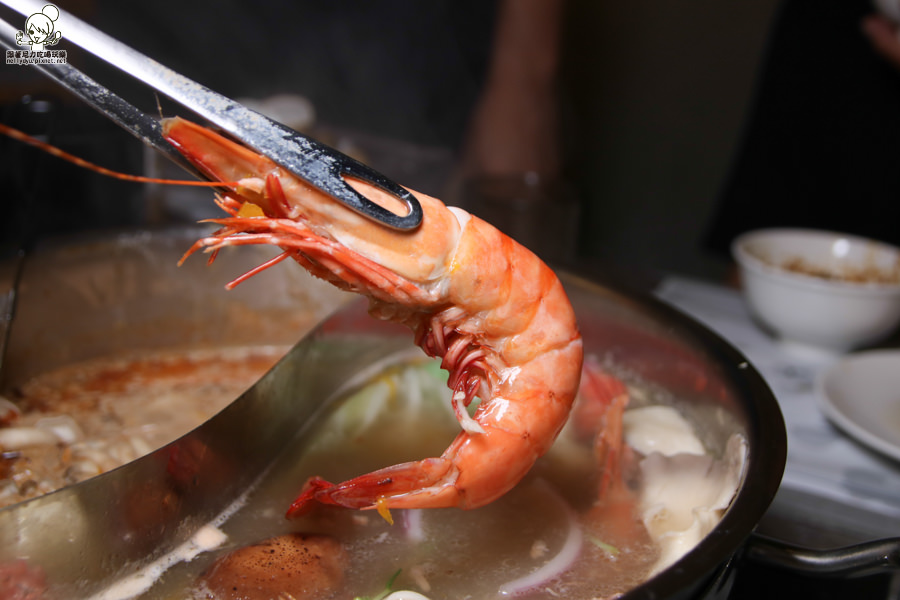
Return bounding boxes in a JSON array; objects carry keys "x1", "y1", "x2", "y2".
[{"x1": 136, "y1": 358, "x2": 663, "y2": 600}]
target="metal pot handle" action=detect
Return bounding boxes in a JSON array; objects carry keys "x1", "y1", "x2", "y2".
[{"x1": 744, "y1": 534, "x2": 900, "y2": 578}]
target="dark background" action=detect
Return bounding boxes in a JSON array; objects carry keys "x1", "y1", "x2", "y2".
[{"x1": 4, "y1": 0, "x2": 898, "y2": 283}]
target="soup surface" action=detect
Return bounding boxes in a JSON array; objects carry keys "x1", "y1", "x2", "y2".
[{"x1": 79, "y1": 355, "x2": 745, "y2": 600}]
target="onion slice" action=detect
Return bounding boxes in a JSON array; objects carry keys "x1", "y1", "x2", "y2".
[
  {"x1": 384, "y1": 592, "x2": 431, "y2": 600},
  {"x1": 403, "y1": 509, "x2": 426, "y2": 544},
  {"x1": 497, "y1": 480, "x2": 583, "y2": 596}
]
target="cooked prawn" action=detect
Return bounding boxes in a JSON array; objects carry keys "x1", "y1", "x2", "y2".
[
  {"x1": 575, "y1": 359, "x2": 652, "y2": 554},
  {"x1": 160, "y1": 117, "x2": 583, "y2": 515}
]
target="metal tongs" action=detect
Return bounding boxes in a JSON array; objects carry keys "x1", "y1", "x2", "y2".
[{"x1": 0, "y1": 0, "x2": 422, "y2": 230}]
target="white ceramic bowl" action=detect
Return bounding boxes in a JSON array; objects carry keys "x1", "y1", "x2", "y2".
[{"x1": 731, "y1": 228, "x2": 900, "y2": 352}]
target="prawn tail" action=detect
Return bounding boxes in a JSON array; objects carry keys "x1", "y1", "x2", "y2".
[
  {"x1": 286, "y1": 476, "x2": 338, "y2": 518},
  {"x1": 286, "y1": 457, "x2": 459, "y2": 519}
]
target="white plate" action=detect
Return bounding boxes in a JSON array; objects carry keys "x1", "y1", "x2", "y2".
[{"x1": 818, "y1": 350, "x2": 900, "y2": 462}]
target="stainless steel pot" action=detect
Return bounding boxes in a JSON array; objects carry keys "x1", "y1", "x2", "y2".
[
  {"x1": 0, "y1": 228, "x2": 881, "y2": 599},
  {"x1": 566, "y1": 273, "x2": 785, "y2": 599}
]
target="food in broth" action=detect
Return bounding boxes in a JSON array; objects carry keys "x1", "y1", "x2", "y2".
[
  {"x1": 0, "y1": 346, "x2": 286, "y2": 508},
  {"x1": 82, "y1": 357, "x2": 744, "y2": 600}
]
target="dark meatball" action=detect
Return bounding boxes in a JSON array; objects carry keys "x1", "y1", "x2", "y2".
[{"x1": 198, "y1": 533, "x2": 346, "y2": 599}]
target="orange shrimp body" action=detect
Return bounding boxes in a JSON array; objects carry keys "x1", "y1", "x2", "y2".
[{"x1": 161, "y1": 117, "x2": 583, "y2": 515}]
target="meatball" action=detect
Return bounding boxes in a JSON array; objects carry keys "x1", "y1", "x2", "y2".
[{"x1": 198, "y1": 533, "x2": 346, "y2": 600}]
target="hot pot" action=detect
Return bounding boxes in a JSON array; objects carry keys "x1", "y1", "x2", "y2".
[{"x1": 0, "y1": 227, "x2": 882, "y2": 599}]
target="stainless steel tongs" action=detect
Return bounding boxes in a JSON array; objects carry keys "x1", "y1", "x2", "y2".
[{"x1": 0, "y1": 0, "x2": 423, "y2": 230}]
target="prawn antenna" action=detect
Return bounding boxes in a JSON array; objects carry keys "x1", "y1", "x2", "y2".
[
  {"x1": 154, "y1": 93, "x2": 165, "y2": 120},
  {"x1": 0, "y1": 122, "x2": 241, "y2": 188}
]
